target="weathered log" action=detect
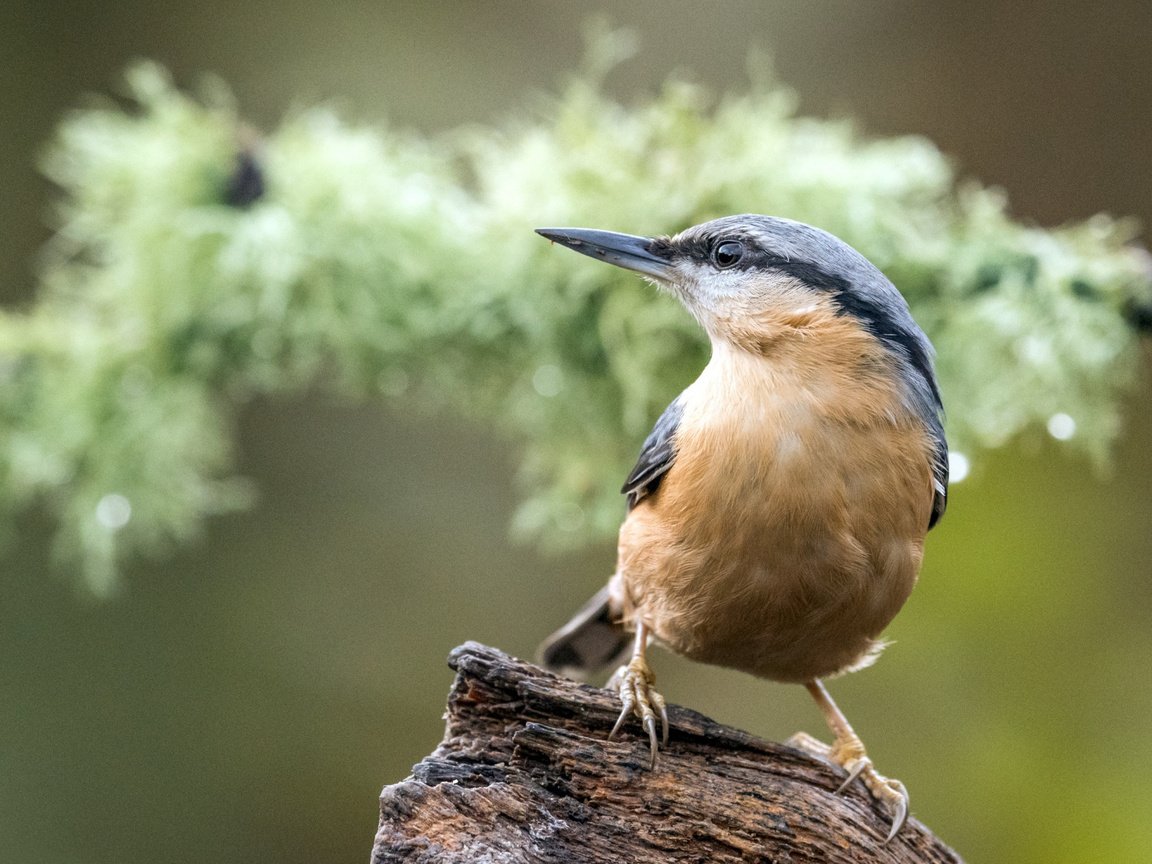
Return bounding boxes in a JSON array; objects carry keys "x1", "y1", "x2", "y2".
[{"x1": 373, "y1": 642, "x2": 964, "y2": 863}]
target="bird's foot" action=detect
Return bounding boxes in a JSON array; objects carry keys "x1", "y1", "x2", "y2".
[
  {"x1": 787, "y1": 730, "x2": 909, "y2": 843},
  {"x1": 606, "y1": 655, "x2": 669, "y2": 768}
]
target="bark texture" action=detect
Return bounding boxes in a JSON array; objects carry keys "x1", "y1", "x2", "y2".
[{"x1": 373, "y1": 642, "x2": 964, "y2": 863}]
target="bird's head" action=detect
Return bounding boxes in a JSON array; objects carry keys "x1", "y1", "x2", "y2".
[{"x1": 537, "y1": 214, "x2": 926, "y2": 361}]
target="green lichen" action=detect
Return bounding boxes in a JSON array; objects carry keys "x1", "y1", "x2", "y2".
[{"x1": 1, "y1": 44, "x2": 1148, "y2": 591}]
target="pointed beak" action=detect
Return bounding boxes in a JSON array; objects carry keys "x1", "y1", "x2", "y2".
[{"x1": 535, "y1": 227, "x2": 674, "y2": 281}]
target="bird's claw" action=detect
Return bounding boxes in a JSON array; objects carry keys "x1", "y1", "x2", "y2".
[
  {"x1": 839, "y1": 756, "x2": 909, "y2": 843},
  {"x1": 835, "y1": 756, "x2": 869, "y2": 794},
  {"x1": 607, "y1": 656, "x2": 668, "y2": 768},
  {"x1": 786, "y1": 731, "x2": 910, "y2": 843}
]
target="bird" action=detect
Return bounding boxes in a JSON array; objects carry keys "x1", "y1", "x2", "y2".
[{"x1": 534, "y1": 215, "x2": 948, "y2": 842}]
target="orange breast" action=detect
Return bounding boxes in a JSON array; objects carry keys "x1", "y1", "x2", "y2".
[{"x1": 613, "y1": 328, "x2": 936, "y2": 683}]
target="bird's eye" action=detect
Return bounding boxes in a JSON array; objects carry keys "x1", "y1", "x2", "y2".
[{"x1": 712, "y1": 240, "x2": 744, "y2": 269}]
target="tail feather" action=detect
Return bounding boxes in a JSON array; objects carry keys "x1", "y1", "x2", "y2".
[{"x1": 538, "y1": 585, "x2": 630, "y2": 679}]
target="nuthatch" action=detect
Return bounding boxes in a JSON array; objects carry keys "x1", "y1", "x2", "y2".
[{"x1": 536, "y1": 215, "x2": 947, "y2": 841}]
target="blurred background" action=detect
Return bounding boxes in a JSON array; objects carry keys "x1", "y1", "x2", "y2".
[{"x1": 2, "y1": 2, "x2": 1151, "y2": 862}]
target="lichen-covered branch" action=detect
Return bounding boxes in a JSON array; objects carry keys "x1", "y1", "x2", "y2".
[
  {"x1": 2, "y1": 28, "x2": 1149, "y2": 590},
  {"x1": 374, "y1": 643, "x2": 965, "y2": 863}
]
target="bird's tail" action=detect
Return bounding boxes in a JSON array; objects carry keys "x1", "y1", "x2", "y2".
[{"x1": 537, "y1": 584, "x2": 630, "y2": 680}]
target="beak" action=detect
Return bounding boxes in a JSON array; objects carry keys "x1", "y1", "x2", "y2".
[{"x1": 535, "y1": 227, "x2": 673, "y2": 281}]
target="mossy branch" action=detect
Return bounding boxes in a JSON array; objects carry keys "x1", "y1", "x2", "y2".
[{"x1": 2, "y1": 34, "x2": 1149, "y2": 591}]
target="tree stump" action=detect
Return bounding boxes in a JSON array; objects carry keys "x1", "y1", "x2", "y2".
[{"x1": 373, "y1": 642, "x2": 964, "y2": 863}]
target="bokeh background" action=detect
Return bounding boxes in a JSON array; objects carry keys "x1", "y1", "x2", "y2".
[{"x1": 3, "y1": 2, "x2": 1151, "y2": 862}]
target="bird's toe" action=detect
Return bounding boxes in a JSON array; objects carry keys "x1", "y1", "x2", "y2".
[
  {"x1": 607, "y1": 656, "x2": 668, "y2": 767},
  {"x1": 787, "y1": 731, "x2": 910, "y2": 842}
]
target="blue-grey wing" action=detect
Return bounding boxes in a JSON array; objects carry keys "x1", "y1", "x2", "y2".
[
  {"x1": 928, "y1": 422, "x2": 948, "y2": 530},
  {"x1": 898, "y1": 349, "x2": 948, "y2": 531},
  {"x1": 621, "y1": 395, "x2": 685, "y2": 510}
]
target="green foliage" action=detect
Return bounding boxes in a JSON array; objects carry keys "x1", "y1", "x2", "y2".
[{"x1": 2, "y1": 45, "x2": 1149, "y2": 591}]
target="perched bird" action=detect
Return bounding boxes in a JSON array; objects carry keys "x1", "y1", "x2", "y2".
[{"x1": 535, "y1": 215, "x2": 947, "y2": 841}]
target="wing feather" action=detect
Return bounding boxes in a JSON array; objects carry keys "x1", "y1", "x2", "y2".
[
  {"x1": 621, "y1": 395, "x2": 685, "y2": 509},
  {"x1": 928, "y1": 424, "x2": 948, "y2": 530}
]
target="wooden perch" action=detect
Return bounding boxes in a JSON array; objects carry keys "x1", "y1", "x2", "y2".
[{"x1": 373, "y1": 642, "x2": 964, "y2": 863}]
